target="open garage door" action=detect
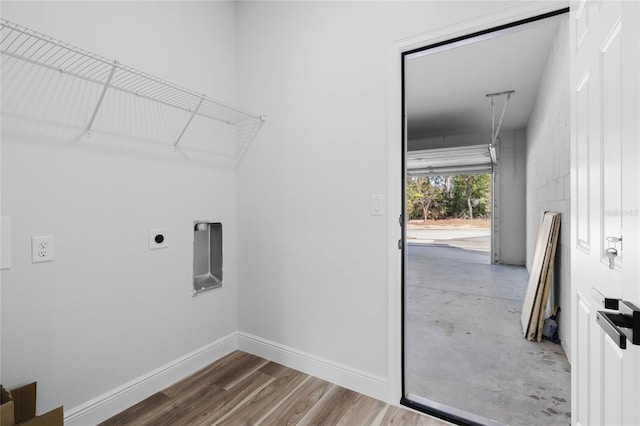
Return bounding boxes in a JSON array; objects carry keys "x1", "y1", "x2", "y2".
[{"x1": 406, "y1": 144, "x2": 496, "y2": 176}]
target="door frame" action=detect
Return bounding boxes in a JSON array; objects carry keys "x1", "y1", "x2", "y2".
[{"x1": 385, "y1": 0, "x2": 571, "y2": 413}]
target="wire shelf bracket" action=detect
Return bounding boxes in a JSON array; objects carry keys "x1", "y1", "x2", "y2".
[
  {"x1": 174, "y1": 96, "x2": 205, "y2": 150},
  {"x1": 86, "y1": 60, "x2": 118, "y2": 137},
  {"x1": 0, "y1": 18, "x2": 265, "y2": 150}
]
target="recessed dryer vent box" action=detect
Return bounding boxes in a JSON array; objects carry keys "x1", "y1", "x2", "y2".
[{"x1": 193, "y1": 221, "x2": 222, "y2": 296}]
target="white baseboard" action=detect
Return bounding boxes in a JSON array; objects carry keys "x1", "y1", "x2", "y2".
[
  {"x1": 64, "y1": 331, "x2": 390, "y2": 424},
  {"x1": 64, "y1": 332, "x2": 238, "y2": 426},
  {"x1": 237, "y1": 331, "x2": 389, "y2": 403}
]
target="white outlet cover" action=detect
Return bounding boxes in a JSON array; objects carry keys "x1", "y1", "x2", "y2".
[
  {"x1": 32, "y1": 235, "x2": 54, "y2": 263},
  {"x1": 149, "y1": 228, "x2": 168, "y2": 249}
]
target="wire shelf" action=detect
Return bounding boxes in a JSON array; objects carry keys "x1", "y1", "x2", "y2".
[{"x1": 0, "y1": 18, "x2": 264, "y2": 149}]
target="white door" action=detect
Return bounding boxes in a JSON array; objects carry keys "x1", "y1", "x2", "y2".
[{"x1": 571, "y1": 0, "x2": 640, "y2": 425}]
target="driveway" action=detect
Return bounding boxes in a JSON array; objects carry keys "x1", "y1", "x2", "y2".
[{"x1": 407, "y1": 228, "x2": 490, "y2": 252}]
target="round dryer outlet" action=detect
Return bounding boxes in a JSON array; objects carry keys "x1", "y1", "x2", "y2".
[{"x1": 149, "y1": 228, "x2": 169, "y2": 249}]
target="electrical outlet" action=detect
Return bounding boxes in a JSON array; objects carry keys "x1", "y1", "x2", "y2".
[
  {"x1": 32, "y1": 235, "x2": 54, "y2": 263},
  {"x1": 149, "y1": 229, "x2": 168, "y2": 250}
]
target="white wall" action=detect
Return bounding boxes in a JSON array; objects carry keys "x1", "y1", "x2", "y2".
[
  {"x1": 525, "y1": 18, "x2": 571, "y2": 358},
  {"x1": 1, "y1": 1, "x2": 239, "y2": 416},
  {"x1": 235, "y1": 0, "x2": 528, "y2": 386}
]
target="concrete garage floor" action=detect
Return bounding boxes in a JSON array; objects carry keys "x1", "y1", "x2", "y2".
[{"x1": 405, "y1": 230, "x2": 571, "y2": 425}]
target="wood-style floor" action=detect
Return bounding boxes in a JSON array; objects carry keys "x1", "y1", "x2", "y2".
[{"x1": 99, "y1": 350, "x2": 447, "y2": 426}]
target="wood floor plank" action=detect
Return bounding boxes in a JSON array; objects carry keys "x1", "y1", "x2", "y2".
[
  {"x1": 381, "y1": 406, "x2": 441, "y2": 426},
  {"x1": 258, "y1": 360, "x2": 296, "y2": 378},
  {"x1": 142, "y1": 385, "x2": 226, "y2": 426},
  {"x1": 417, "y1": 413, "x2": 450, "y2": 426},
  {"x1": 260, "y1": 376, "x2": 334, "y2": 425},
  {"x1": 153, "y1": 363, "x2": 230, "y2": 413},
  {"x1": 102, "y1": 351, "x2": 450, "y2": 426},
  {"x1": 98, "y1": 392, "x2": 171, "y2": 426},
  {"x1": 215, "y1": 366, "x2": 308, "y2": 425},
  {"x1": 124, "y1": 377, "x2": 227, "y2": 425},
  {"x1": 113, "y1": 351, "x2": 268, "y2": 425},
  {"x1": 335, "y1": 392, "x2": 387, "y2": 425},
  {"x1": 297, "y1": 385, "x2": 361, "y2": 425},
  {"x1": 162, "y1": 350, "x2": 243, "y2": 398},
  {"x1": 179, "y1": 371, "x2": 274, "y2": 426},
  {"x1": 211, "y1": 352, "x2": 270, "y2": 390},
  {"x1": 164, "y1": 350, "x2": 268, "y2": 395}
]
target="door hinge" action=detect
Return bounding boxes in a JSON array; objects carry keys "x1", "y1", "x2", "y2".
[
  {"x1": 398, "y1": 239, "x2": 403, "y2": 250},
  {"x1": 399, "y1": 213, "x2": 403, "y2": 226}
]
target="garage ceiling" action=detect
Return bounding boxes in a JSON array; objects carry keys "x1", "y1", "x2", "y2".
[{"x1": 405, "y1": 13, "x2": 566, "y2": 140}]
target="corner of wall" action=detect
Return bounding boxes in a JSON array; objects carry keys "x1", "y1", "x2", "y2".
[{"x1": 524, "y1": 16, "x2": 571, "y2": 356}]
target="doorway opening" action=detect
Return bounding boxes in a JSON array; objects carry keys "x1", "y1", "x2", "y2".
[{"x1": 401, "y1": 8, "x2": 571, "y2": 426}]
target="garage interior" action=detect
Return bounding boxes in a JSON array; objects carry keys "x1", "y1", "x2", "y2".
[{"x1": 403, "y1": 10, "x2": 572, "y2": 425}]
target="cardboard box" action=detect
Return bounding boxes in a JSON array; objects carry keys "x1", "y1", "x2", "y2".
[
  {"x1": 19, "y1": 406, "x2": 63, "y2": 426},
  {"x1": 12, "y1": 383, "x2": 36, "y2": 424},
  {"x1": 1, "y1": 385, "x2": 15, "y2": 426},
  {"x1": 0, "y1": 383, "x2": 62, "y2": 426}
]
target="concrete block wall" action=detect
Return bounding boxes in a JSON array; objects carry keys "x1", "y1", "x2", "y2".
[
  {"x1": 495, "y1": 129, "x2": 527, "y2": 265},
  {"x1": 525, "y1": 18, "x2": 570, "y2": 359}
]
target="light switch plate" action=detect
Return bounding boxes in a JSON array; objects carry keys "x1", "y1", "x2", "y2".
[
  {"x1": 1, "y1": 217, "x2": 11, "y2": 269},
  {"x1": 371, "y1": 195, "x2": 383, "y2": 216},
  {"x1": 149, "y1": 228, "x2": 168, "y2": 249}
]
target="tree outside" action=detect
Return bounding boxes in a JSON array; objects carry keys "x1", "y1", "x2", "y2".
[{"x1": 406, "y1": 174, "x2": 491, "y2": 221}]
